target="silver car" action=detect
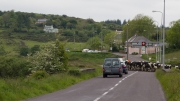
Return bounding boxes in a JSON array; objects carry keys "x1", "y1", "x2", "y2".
[{"x1": 102, "y1": 58, "x2": 123, "y2": 78}]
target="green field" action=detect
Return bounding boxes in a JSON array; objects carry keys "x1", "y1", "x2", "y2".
[{"x1": 0, "y1": 37, "x2": 89, "y2": 56}]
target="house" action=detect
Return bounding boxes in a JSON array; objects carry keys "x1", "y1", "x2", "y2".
[
  {"x1": 116, "y1": 30, "x2": 123, "y2": 34},
  {"x1": 36, "y1": 19, "x2": 47, "y2": 24},
  {"x1": 125, "y1": 34, "x2": 160, "y2": 55},
  {"x1": 43, "y1": 25, "x2": 58, "y2": 33}
]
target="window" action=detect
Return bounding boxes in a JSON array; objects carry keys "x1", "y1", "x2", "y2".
[{"x1": 104, "y1": 60, "x2": 111, "y2": 66}]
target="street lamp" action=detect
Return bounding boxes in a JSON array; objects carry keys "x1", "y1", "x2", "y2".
[
  {"x1": 126, "y1": 23, "x2": 129, "y2": 60},
  {"x1": 152, "y1": 10, "x2": 163, "y2": 64},
  {"x1": 162, "y1": 0, "x2": 165, "y2": 69}
]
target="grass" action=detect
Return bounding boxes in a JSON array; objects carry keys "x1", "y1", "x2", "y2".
[
  {"x1": 65, "y1": 42, "x2": 88, "y2": 51},
  {"x1": 0, "y1": 29, "x2": 4, "y2": 32},
  {"x1": 156, "y1": 68, "x2": 180, "y2": 101},
  {"x1": 142, "y1": 50, "x2": 180, "y2": 64},
  {"x1": 0, "y1": 37, "x2": 89, "y2": 55},
  {"x1": 0, "y1": 52, "x2": 117, "y2": 101}
]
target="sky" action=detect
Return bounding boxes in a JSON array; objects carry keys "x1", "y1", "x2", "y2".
[{"x1": 1, "y1": 0, "x2": 179, "y2": 27}]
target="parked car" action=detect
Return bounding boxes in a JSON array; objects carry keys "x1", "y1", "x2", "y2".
[{"x1": 102, "y1": 58, "x2": 123, "y2": 78}]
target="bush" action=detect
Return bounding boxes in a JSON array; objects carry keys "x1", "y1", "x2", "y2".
[
  {"x1": 68, "y1": 69, "x2": 81, "y2": 76},
  {"x1": 0, "y1": 94, "x2": 3, "y2": 101},
  {"x1": 132, "y1": 52, "x2": 138, "y2": 55},
  {"x1": 0, "y1": 46, "x2": 6, "y2": 55},
  {"x1": 27, "y1": 40, "x2": 69, "y2": 74},
  {"x1": 31, "y1": 71, "x2": 49, "y2": 80},
  {"x1": 20, "y1": 47, "x2": 29, "y2": 56},
  {"x1": 0, "y1": 57, "x2": 32, "y2": 77}
]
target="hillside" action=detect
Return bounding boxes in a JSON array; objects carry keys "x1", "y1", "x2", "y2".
[{"x1": 0, "y1": 10, "x2": 127, "y2": 43}]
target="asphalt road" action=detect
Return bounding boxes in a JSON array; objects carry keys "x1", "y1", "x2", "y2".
[
  {"x1": 24, "y1": 53, "x2": 167, "y2": 101},
  {"x1": 112, "y1": 52, "x2": 147, "y2": 62}
]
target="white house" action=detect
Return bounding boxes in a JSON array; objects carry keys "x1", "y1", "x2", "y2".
[
  {"x1": 36, "y1": 19, "x2": 47, "y2": 24},
  {"x1": 43, "y1": 25, "x2": 58, "y2": 33},
  {"x1": 125, "y1": 34, "x2": 160, "y2": 55}
]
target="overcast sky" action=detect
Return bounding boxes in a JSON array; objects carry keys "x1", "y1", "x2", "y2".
[{"x1": 1, "y1": 0, "x2": 179, "y2": 27}]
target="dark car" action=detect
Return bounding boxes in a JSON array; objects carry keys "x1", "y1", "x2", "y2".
[{"x1": 102, "y1": 58, "x2": 123, "y2": 78}]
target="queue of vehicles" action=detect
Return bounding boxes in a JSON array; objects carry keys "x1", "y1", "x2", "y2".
[{"x1": 102, "y1": 57, "x2": 128, "y2": 78}]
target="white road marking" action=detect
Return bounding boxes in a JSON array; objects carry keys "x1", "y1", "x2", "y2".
[{"x1": 93, "y1": 71, "x2": 138, "y2": 101}]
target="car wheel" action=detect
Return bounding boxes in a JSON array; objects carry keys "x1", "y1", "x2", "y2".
[
  {"x1": 103, "y1": 74, "x2": 107, "y2": 78},
  {"x1": 119, "y1": 74, "x2": 122, "y2": 77}
]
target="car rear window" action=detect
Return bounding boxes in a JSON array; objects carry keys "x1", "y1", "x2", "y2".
[
  {"x1": 104, "y1": 60, "x2": 111, "y2": 66},
  {"x1": 112, "y1": 59, "x2": 119, "y2": 66}
]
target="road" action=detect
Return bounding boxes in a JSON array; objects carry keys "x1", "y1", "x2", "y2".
[
  {"x1": 112, "y1": 52, "x2": 148, "y2": 62},
  {"x1": 24, "y1": 53, "x2": 166, "y2": 101}
]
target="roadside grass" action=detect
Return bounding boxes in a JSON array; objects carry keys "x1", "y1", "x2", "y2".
[
  {"x1": 142, "y1": 50, "x2": 180, "y2": 64},
  {"x1": 141, "y1": 53, "x2": 156, "y2": 62},
  {"x1": 0, "y1": 52, "x2": 116, "y2": 101},
  {"x1": 156, "y1": 68, "x2": 180, "y2": 101}
]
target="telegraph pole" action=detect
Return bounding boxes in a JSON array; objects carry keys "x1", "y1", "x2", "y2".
[{"x1": 126, "y1": 23, "x2": 129, "y2": 60}]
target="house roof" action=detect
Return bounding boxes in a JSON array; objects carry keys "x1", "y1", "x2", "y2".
[
  {"x1": 127, "y1": 35, "x2": 152, "y2": 43},
  {"x1": 38, "y1": 19, "x2": 47, "y2": 22}
]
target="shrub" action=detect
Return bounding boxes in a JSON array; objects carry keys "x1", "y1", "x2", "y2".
[
  {"x1": 132, "y1": 52, "x2": 138, "y2": 55},
  {"x1": 27, "y1": 39, "x2": 69, "y2": 74},
  {"x1": 0, "y1": 56, "x2": 32, "y2": 77},
  {"x1": 20, "y1": 47, "x2": 29, "y2": 56},
  {"x1": 30, "y1": 45, "x2": 40, "y2": 55},
  {"x1": 68, "y1": 69, "x2": 81, "y2": 76},
  {"x1": 0, "y1": 46, "x2": 6, "y2": 55},
  {"x1": 0, "y1": 93, "x2": 3, "y2": 101},
  {"x1": 31, "y1": 71, "x2": 49, "y2": 80}
]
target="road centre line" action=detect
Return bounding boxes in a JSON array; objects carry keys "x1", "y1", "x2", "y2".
[{"x1": 93, "y1": 71, "x2": 138, "y2": 101}]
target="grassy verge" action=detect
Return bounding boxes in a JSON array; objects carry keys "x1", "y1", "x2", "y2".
[
  {"x1": 0, "y1": 52, "x2": 116, "y2": 101},
  {"x1": 155, "y1": 69, "x2": 180, "y2": 101}
]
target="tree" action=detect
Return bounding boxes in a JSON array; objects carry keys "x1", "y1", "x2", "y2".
[
  {"x1": 31, "y1": 45, "x2": 40, "y2": 55},
  {"x1": 0, "y1": 16, "x2": 3, "y2": 26},
  {"x1": 122, "y1": 19, "x2": 127, "y2": 26},
  {"x1": 86, "y1": 36, "x2": 102, "y2": 50},
  {"x1": 20, "y1": 47, "x2": 29, "y2": 56},
  {"x1": 117, "y1": 19, "x2": 122, "y2": 26},
  {"x1": 2, "y1": 12, "x2": 10, "y2": 27},
  {"x1": 122, "y1": 14, "x2": 156, "y2": 44},
  {"x1": 166, "y1": 19, "x2": 180, "y2": 48},
  {"x1": 27, "y1": 40, "x2": 69, "y2": 74},
  {"x1": 104, "y1": 31, "x2": 116, "y2": 46}
]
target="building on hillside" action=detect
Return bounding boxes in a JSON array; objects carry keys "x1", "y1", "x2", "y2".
[
  {"x1": 125, "y1": 34, "x2": 161, "y2": 55},
  {"x1": 36, "y1": 19, "x2": 47, "y2": 24},
  {"x1": 116, "y1": 30, "x2": 123, "y2": 34},
  {"x1": 43, "y1": 25, "x2": 58, "y2": 33}
]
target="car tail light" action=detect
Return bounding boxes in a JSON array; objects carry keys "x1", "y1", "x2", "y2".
[
  {"x1": 119, "y1": 68, "x2": 122, "y2": 71},
  {"x1": 122, "y1": 65, "x2": 126, "y2": 68}
]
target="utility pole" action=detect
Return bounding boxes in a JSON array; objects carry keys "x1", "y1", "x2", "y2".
[
  {"x1": 101, "y1": 32, "x2": 103, "y2": 51},
  {"x1": 162, "y1": 0, "x2": 165, "y2": 69},
  {"x1": 74, "y1": 30, "x2": 75, "y2": 43},
  {"x1": 126, "y1": 23, "x2": 129, "y2": 60}
]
